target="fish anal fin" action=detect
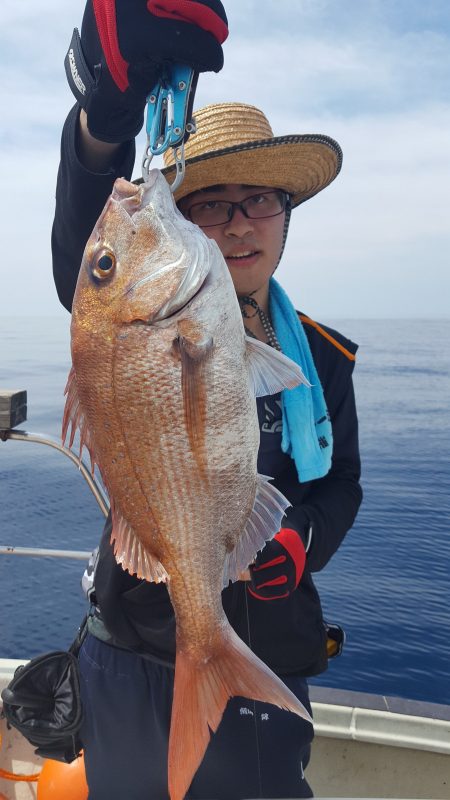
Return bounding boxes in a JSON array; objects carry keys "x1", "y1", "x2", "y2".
[
  {"x1": 222, "y1": 474, "x2": 291, "y2": 587},
  {"x1": 62, "y1": 366, "x2": 97, "y2": 473},
  {"x1": 110, "y1": 507, "x2": 168, "y2": 583},
  {"x1": 245, "y1": 335, "x2": 310, "y2": 397},
  {"x1": 177, "y1": 320, "x2": 213, "y2": 476},
  {"x1": 168, "y1": 626, "x2": 312, "y2": 800}
]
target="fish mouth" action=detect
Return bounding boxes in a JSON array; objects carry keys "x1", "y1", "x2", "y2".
[{"x1": 112, "y1": 174, "x2": 162, "y2": 218}]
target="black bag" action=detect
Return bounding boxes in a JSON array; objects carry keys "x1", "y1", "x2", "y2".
[{"x1": 0, "y1": 618, "x2": 86, "y2": 763}]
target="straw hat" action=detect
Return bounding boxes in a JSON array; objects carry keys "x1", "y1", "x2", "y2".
[{"x1": 161, "y1": 102, "x2": 343, "y2": 207}]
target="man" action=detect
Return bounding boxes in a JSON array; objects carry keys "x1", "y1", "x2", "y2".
[{"x1": 52, "y1": 2, "x2": 362, "y2": 797}]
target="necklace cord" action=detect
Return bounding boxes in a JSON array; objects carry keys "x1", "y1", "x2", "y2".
[{"x1": 239, "y1": 295, "x2": 282, "y2": 351}]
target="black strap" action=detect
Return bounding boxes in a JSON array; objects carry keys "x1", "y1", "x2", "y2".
[
  {"x1": 64, "y1": 28, "x2": 95, "y2": 109},
  {"x1": 69, "y1": 612, "x2": 90, "y2": 657}
]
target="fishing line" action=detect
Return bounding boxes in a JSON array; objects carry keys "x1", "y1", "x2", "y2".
[
  {"x1": 243, "y1": 586, "x2": 263, "y2": 798},
  {"x1": 239, "y1": 297, "x2": 281, "y2": 796}
]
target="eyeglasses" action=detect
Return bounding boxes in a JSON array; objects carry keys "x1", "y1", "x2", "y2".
[{"x1": 186, "y1": 190, "x2": 289, "y2": 228}]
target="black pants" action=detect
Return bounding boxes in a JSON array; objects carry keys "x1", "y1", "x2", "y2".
[{"x1": 79, "y1": 634, "x2": 314, "y2": 799}]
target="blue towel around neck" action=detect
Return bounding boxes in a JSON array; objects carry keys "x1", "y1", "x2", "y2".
[{"x1": 269, "y1": 278, "x2": 333, "y2": 482}]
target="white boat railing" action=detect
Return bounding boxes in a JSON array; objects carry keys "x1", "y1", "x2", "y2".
[
  {"x1": 1, "y1": 428, "x2": 107, "y2": 560},
  {"x1": 1, "y1": 388, "x2": 109, "y2": 560},
  {"x1": 0, "y1": 545, "x2": 93, "y2": 559},
  {"x1": 0, "y1": 428, "x2": 109, "y2": 518}
]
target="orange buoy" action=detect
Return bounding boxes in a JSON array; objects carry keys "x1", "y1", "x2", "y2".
[{"x1": 37, "y1": 753, "x2": 88, "y2": 800}]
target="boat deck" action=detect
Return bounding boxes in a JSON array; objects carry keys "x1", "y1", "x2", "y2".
[{"x1": 1, "y1": 661, "x2": 449, "y2": 799}]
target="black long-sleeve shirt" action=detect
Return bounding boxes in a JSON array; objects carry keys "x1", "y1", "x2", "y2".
[{"x1": 52, "y1": 104, "x2": 362, "y2": 677}]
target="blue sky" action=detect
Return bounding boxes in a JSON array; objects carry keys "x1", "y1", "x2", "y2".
[{"x1": 1, "y1": 0, "x2": 449, "y2": 318}]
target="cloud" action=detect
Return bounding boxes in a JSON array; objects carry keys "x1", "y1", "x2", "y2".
[
  {"x1": 204, "y1": 17, "x2": 450, "y2": 116},
  {"x1": 0, "y1": 149, "x2": 63, "y2": 316},
  {"x1": 0, "y1": 0, "x2": 449, "y2": 317},
  {"x1": 277, "y1": 103, "x2": 450, "y2": 319}
]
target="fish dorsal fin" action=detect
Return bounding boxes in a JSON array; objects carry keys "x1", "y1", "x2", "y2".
[
  {"x1": 110, "y1": 506, "x2": 169, "y2": 583},
  {"x1": 222, "y1": 475, "x2": 290, "y2": 587},
  {"x1": 245, "y1": 336, "x2": 310, "y2": 397},
  {"x1": 62, "y1": 366, "x2": 97, "y2": 473}
]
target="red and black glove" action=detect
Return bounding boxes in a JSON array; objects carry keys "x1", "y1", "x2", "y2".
[
  {"x1": 64, "y1": 0, "x2": 228, "y2": 143},
  {"x1": 248, "y1": 527, "x2": 307, "y2": 601}
]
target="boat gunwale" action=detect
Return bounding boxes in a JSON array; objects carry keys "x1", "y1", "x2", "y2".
[
  {"x1": 309, "y1": 685, "x2": 450, "y2": 722},
  {"x1": 2, "y1": 661, "x2": 450, "y2": 757}
]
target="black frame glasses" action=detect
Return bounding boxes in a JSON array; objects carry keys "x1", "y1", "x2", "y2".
[{"x1": 186, "y1": 190, "x2": 290, "y2": 228}]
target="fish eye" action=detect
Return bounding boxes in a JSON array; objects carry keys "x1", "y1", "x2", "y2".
[{"x1": 91, "y1": 250, "x2": 116, "y2": 281}]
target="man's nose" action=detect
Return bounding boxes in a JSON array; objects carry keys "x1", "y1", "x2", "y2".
[{"x1": 224, "y1": 206, "x2": 254, "y2": 236}]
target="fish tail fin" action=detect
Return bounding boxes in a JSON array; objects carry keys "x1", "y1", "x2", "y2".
[{"x1": 168, "y1": 626, "x2": 312, "y2": 800}]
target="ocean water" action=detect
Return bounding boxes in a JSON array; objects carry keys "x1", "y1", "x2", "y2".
[{"x1": 0, "y1": 316, "x2": 449, "y2": 706}]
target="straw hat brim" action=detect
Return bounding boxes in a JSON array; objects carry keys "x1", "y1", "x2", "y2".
[{"x1": 160, "y1": 135, "x2": 343, "y2": 207}]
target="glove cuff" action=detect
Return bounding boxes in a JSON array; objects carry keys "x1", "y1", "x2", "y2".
[
  {"x1": 65, "y1": 29, "x2": 145, "y2": 143},
  {"x1": 274, "y1": 528, "x2": 306, "y2": 588},
  {"x1": 65, "y1": 29, "x2": 95, "y2": 110}
]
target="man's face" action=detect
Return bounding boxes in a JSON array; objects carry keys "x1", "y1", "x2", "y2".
[{"x1": 178, "y1": 184, "x2": 286, "y2": 297}]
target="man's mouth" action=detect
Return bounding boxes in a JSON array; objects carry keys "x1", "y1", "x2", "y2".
[{"x1": 226, "y1": 250, "x2": 259, "y2": 262}]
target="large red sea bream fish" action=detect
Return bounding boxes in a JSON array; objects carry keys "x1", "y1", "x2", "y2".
[{"x1": 63, "y1": 170, "x2": 312, "y2": 800}]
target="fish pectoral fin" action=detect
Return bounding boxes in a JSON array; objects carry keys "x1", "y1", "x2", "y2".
[
  {"x1": 178, "y1": 324, "x2": 213, "y2": 460},
  {"x1": 177, "y1": 317, "x2": 214, "y2": 361},
  {"x1": 111, "y1": 507, "x2": 168, "y2": 583},
  {"x1": 62, "y1": 366, "x2": 97, "y2": 474},
  {"x1": 222, "y1": 474, "x2": 291, "y2": 587},
  {"x1": 245, "y1": 335, "x2": 310, "y2": 397}
]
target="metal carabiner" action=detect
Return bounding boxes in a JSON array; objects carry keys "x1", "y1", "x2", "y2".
[
  {"x1": 148, "y1": 85, "x2": 175, "y2": 156},
  {"x1": 141, "y1": 65, "x2": 197, "y2": 192}
]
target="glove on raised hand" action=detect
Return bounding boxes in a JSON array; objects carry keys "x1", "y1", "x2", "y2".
[
  {"x1": 65, "y1": 0, "x2": 228, "y2": 143},
  {"x1": 248, "y1": 527, "x2": 307, "y2": 601}
]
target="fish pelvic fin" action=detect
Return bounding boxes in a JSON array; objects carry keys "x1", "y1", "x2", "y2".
[
  {"x1": 111, "y1": 505, "x2": 169, "y2": 583},
  {"x1": 222, "y1": 474, "x2": 291, "y2": 587},
  {"x1": 245, "y1": 335, "x2": 310, "y2": 397},
  {"x1": 168, "y1": 626, "x2": 312, "y2": 800},
  {"x1": 62, "y1": 366, "x2": 97, "y2": 473}
]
